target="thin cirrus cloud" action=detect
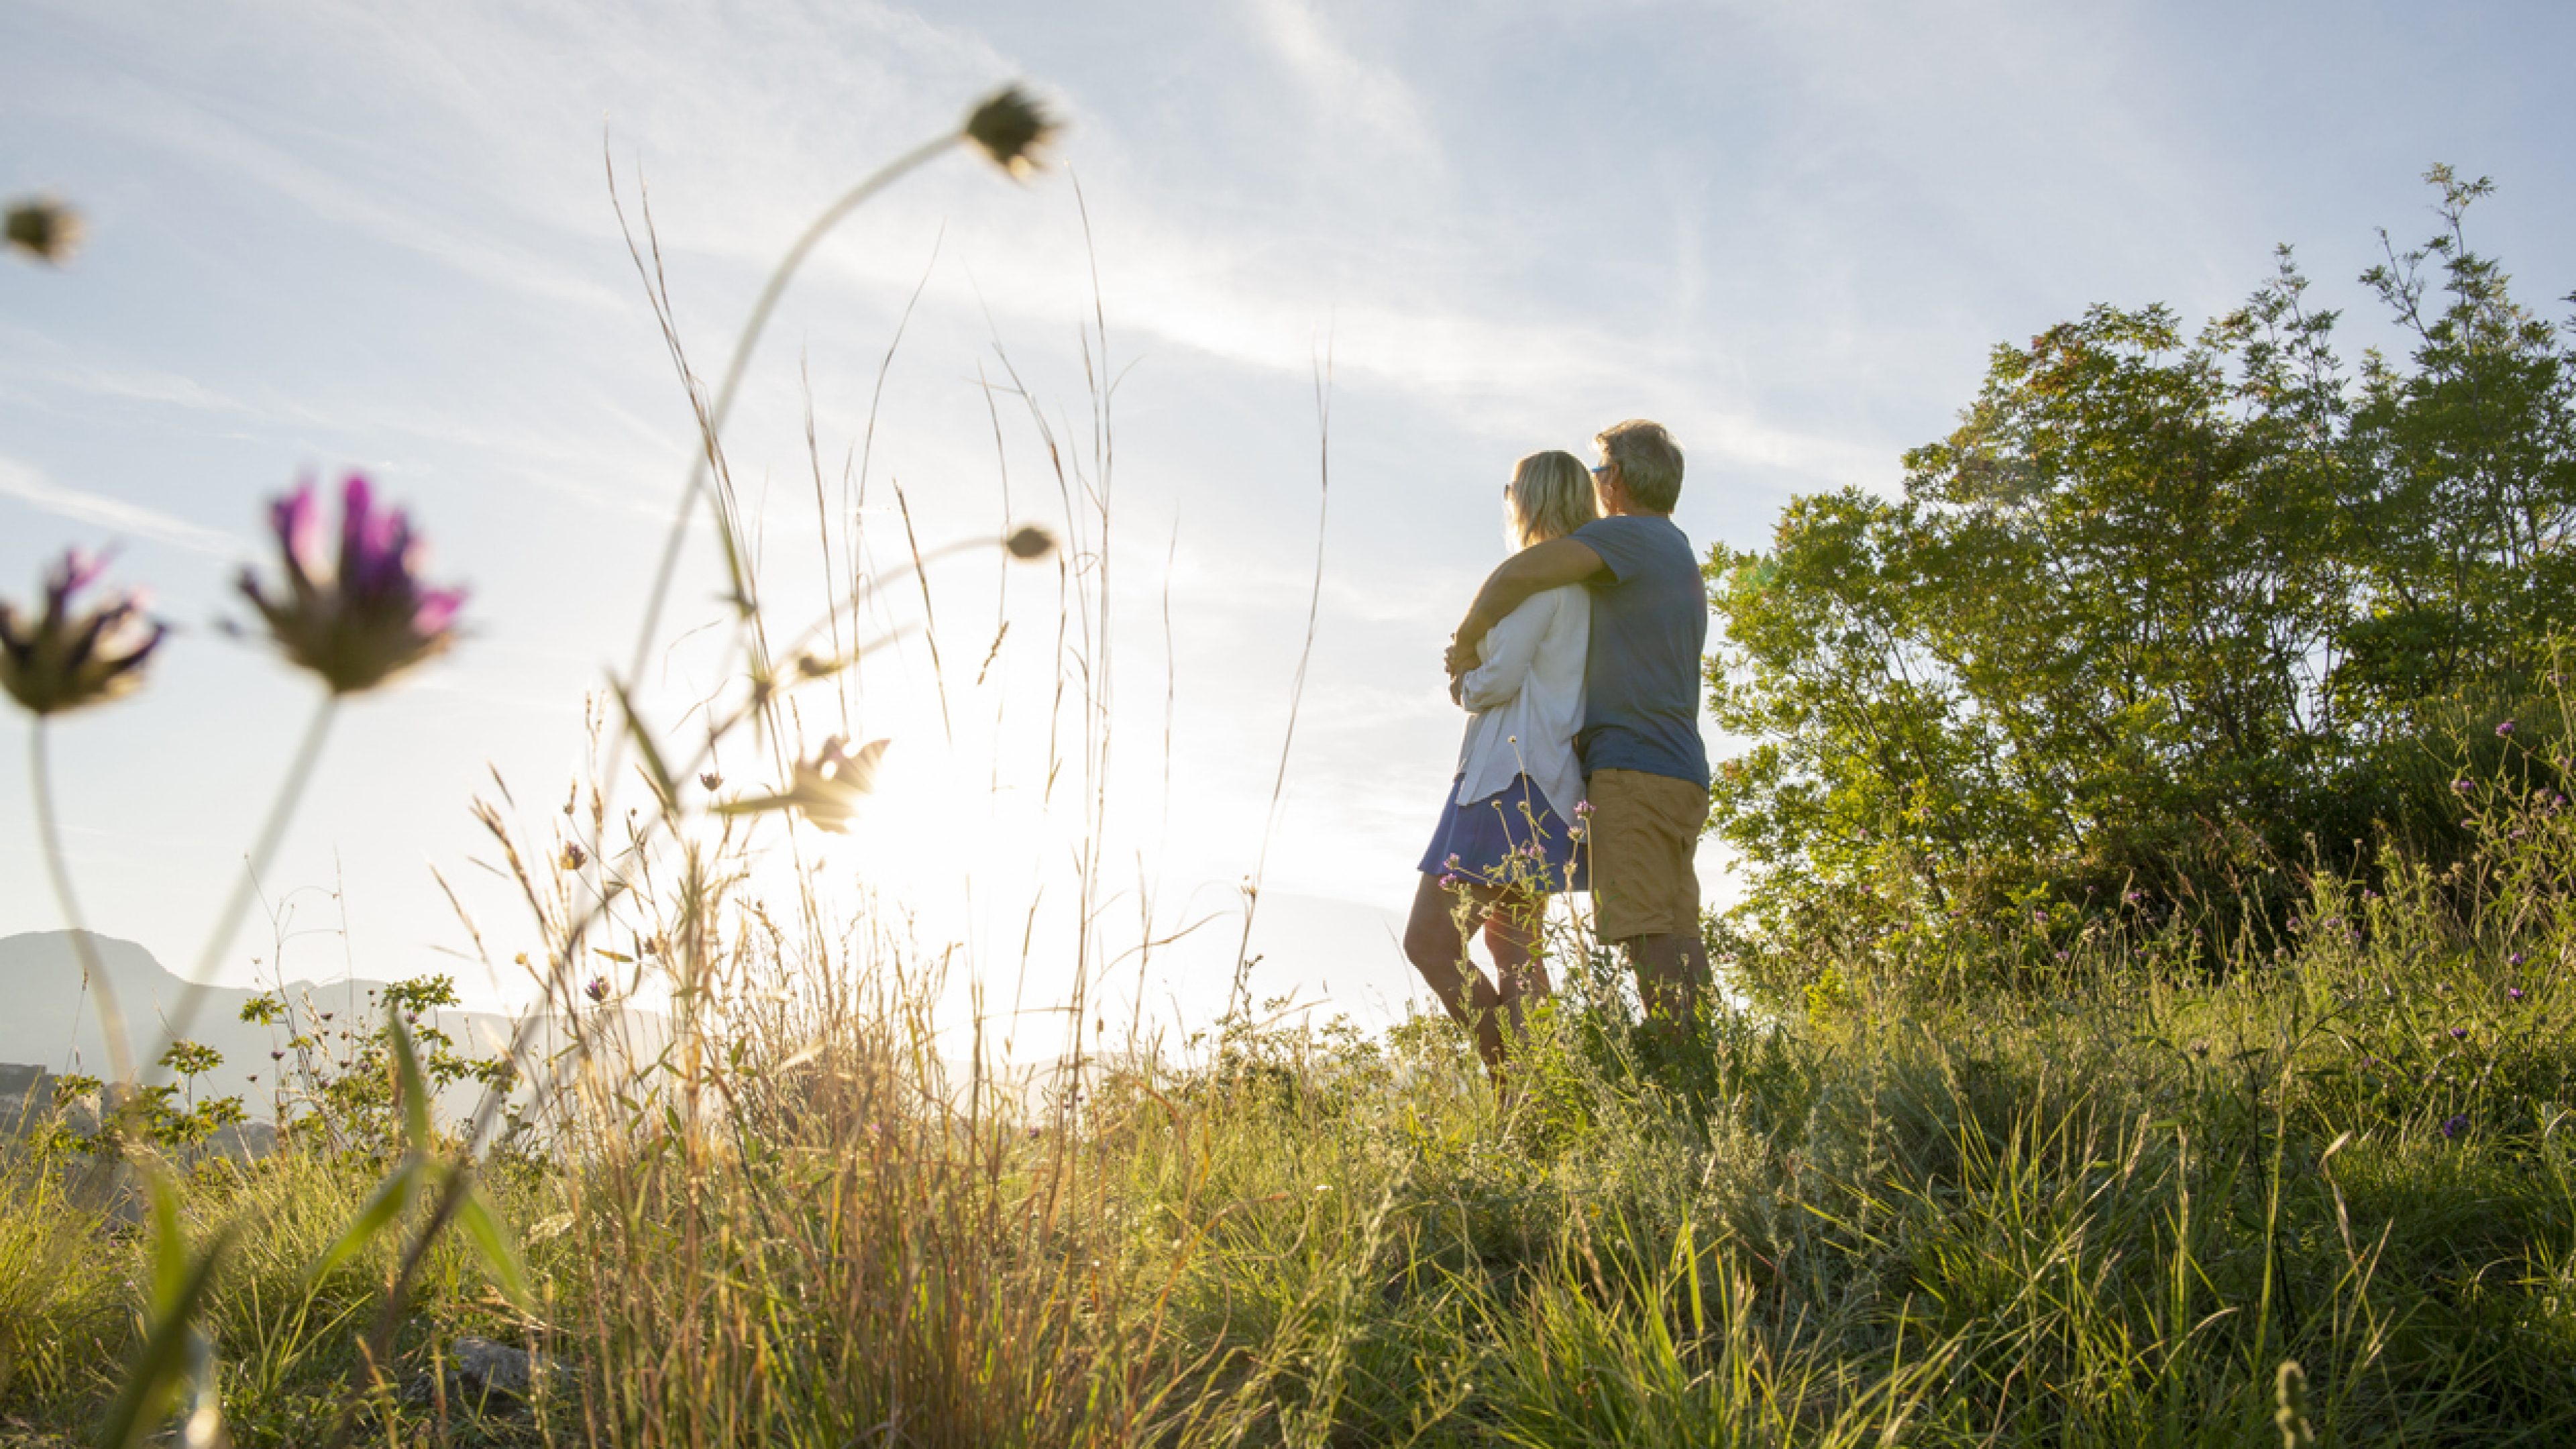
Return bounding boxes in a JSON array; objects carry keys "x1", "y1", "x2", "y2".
[
  {"x1": 0, "y1": 456, "x2": 241, "y2": 557},
  {"x1": 38, "y1": 0, "x2": 1872, "y2": 488}
]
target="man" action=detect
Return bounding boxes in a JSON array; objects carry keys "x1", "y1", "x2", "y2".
[{"x1": 1445, "y1": 419, "x2": 1711, "y2": 1040}]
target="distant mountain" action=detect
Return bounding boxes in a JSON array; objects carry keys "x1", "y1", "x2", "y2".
[{"x1": 0, "y1": 931, "x2": 659, "y2": 1117}]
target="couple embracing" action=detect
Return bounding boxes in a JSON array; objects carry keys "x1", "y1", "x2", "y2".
[{"x1": 1403, "y1": 419, "x2": 1712, "y2": 1071}]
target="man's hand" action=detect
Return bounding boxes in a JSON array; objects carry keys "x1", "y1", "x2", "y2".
[{"x1": 1448, "y1": 536, "x2": 1606, "y2": 676}]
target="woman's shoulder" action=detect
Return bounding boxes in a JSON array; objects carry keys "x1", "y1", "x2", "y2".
[{"x1": 1534, "y1": 582, "x2": 1591, "y2": 614}]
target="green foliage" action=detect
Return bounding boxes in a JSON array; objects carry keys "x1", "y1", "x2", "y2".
[{"x1": 1707, "y1": 170, "x2": 2576, "y2": 961}]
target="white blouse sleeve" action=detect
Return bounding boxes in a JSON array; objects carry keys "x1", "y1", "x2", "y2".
[{"x1": 1459, "y1": 591, "x2": 1554, "y2": 712}]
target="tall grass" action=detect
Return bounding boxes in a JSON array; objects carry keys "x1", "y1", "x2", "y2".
[{"x1": 13, "y1": 781, "x2": 2576, "y2": 1443}]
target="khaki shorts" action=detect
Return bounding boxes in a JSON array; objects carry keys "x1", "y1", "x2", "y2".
[{"x1": 1585, "y1": 768, "x2": 1709, "y2": 942}]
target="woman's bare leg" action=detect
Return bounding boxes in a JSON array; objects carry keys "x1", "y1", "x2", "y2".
[
  {"x1": 1479, "y1": 887, "x2": 1554, "y2": 1050},
  {"x1": 1402, "y1": 872, "x2": 1505, "y2": 1067}
]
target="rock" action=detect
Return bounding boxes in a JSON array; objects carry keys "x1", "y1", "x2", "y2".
[
  {"x1": 404, "y1": 1337, "x2": 570, "y2": 1412},
  {"x1": 0, "y1": 1063, "x2": 56, "y2": 1138},
  {"x1": 203, "y1": 1120, "x2": 278, "y2": 1164},
  {"x1": 455, "y1": 1338, "x2": 540, "y2": 1398}
]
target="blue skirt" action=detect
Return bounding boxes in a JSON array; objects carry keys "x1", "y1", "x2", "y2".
[{"x1": 1417, "y1": 773, "x2": 1589, "y2": 894}]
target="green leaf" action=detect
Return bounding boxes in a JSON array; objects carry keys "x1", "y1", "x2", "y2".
[
  {"x1": 611, "y1": 679, "x2": 680, "y2": 812},
  {"x1": 388, "y1": 1006, "x2": 433, "y2": 1150},
  {"x1": 146, "y1": 1169, "x2": 187, "y2": 1312},
  {"x1": 307, "y1": 1156, "x2": 421, "y2": 1283},
  {"x1": 97, "y1": 1223, "x2": 232, "y2": 1449},
  {"x1": 454, "y1": 1176, "x2": 534, "y2": 1309}
]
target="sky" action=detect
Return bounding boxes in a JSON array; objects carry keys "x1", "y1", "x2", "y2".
[{"x1": 4, "y1": 0, "x2": 2571, "y2": 1046}]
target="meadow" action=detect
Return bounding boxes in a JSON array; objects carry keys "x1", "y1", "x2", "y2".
[
  {"x1": 9, "y1": 93, "x2": 2576, "y2": 1447},
  {"x1": 10, "y1": 788, "x2": 2576, "y2": 1446}
]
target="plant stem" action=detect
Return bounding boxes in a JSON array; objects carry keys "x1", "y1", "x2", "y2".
[
  {"x1": 618, "y1": 129, "x2": 963, "y2": 702},
  {"x1": 28, "y1": 718, "x2": 135, "y2": 1086},
  {"x1": 148, "y1": 692, "x2": 339, "y2": 1062}
]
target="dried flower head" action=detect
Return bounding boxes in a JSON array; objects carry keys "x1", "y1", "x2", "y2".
[
  {"x1": 714, "y1": 735, "x2": 890, "y2": 834},
  {"x1": 238, "y1": 473, "x2": 466, "y2": 694},
  {"x1": 583, "y1": 975, "x2": 610, "y2": 1004},
  {"x1": 0, "y1": 549, "x2": 164, "y2": 716},
  {"x1": 3, "y1": 195, "x2": 85, "y2": 265},
  {"x1": 559, "y1": 842, "x2": 588, "y2": 871},
  {"x1": 699, "y1": 771, "x2": 724, "y2": 792},
  {"x1": 964, "y1": 85, "x2": 1059, "y2": 179},
  {"x1": 1005, "y1": 524, "x2": 1058, "y2": 560}
]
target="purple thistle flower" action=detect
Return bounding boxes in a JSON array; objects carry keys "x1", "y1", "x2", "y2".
[
  {"x1": 2498, "y1": 719, "x2": 2518, "y2": 737},
  {"x1": 2450, "y1": 1025, "x2": 2469, "y2": 1039},
  {"x1": 584, "y1": 975, "x2": 610, "y2": 1004},
  {"x1": 2509, "y1": 986, "x2": 2526, "y2": 1002},
  {"x1": 2511, "y1": 952, "x2": 2528, "y2": 967},
  {"x1": 1572, "y1": 800, "x2": 1594, "y2": 817},
  {"x1": 2451, "y1": 779, "x2": 2475, "y2": 794},
  {"x1": 0, "y1": 549, "x2": 165, "y2": 716},
  {"x1": 237, "y1": 473, "x2": 466, "y2": 694},
  {"x1": 2440, "y1": 1114, "x2": 2469, "y2": 1139},
  {"x1": 1438, "y1": 872, "x2": 1460, "y2": 889}
]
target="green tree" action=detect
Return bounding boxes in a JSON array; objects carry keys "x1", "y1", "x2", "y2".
[
  {"x1": 1706, "y1": 170, "x2": 2575, "y2": 973},
  {"x1": 2338, "y1": 167, "x2": 2576, "y2": 715}
]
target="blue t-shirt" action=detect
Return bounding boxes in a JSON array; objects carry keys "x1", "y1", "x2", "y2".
[{"x1": 1572, "y1": 514, "x2": 1709, "y2": 786}]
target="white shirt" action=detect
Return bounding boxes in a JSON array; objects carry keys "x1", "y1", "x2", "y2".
[{"x1": 1453, "y1": 583, "x2": 1589, "y2": 824}]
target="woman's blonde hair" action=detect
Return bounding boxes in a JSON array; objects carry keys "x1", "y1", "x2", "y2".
[{"x1": 1506, "y1": 449, "x2": 1599, "y2": 549}]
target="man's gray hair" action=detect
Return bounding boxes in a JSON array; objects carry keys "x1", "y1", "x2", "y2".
[{"x1": 1597, "y1": 419, "x2": 1684, "y2": 513}]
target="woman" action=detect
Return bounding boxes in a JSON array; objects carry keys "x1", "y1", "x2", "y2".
[{"x1": 1403, "y1": 449, "x2": 1596, "y2": 1072}]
